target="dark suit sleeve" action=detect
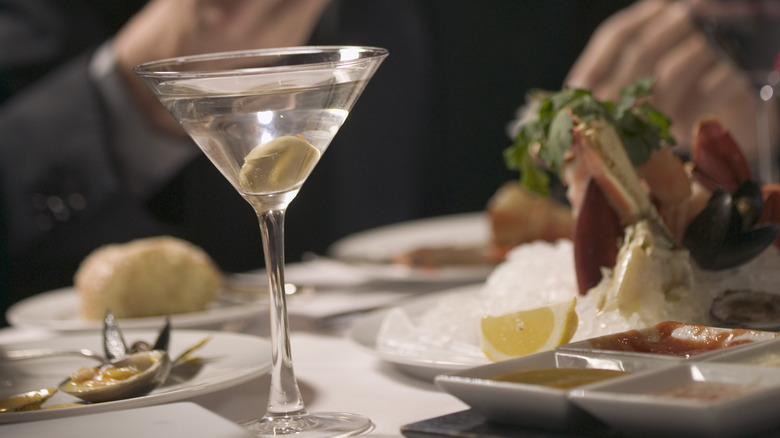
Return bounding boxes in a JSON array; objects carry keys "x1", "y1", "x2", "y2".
[{"x1": 0, "y1": 54, "x2": 173, "y2": 310}]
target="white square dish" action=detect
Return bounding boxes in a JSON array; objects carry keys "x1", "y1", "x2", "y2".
[
  {"x1": 570, "y1": 363, "x2": 780, "y2": 438},
  {"x1": 702, "y1": 335, "x2": 780, "y2": 367},
  {"x1": 433, "y1": 350, "x2": 671, "y2": 430},
  {"x1": 558, "y1": 321, "x2": 778, "y2": 360}
]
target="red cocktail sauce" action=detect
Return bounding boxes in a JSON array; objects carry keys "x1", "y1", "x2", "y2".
[{"x1": 587, "y1": 321, "x2": 764, "y2": 358}]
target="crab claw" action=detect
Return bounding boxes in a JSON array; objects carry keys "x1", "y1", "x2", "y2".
[
  {"x1": 574, "y1": 180, "x2": 622, "y2": 295},
  {"x1": 571, "y1": 118, "x2": 656, "y2": 225},
  {"x1": 759, "y1": 184, "x2": 780, "y2": 249},
  {"x1": 569, "y1": 118, "x2": 671, "y2": 295},
  {"x1": 692, "y1": 119, "x2": 752, "y2": 192},
  {"x1": 691, "y1": 120, "x2": 780, "y2": 253}
]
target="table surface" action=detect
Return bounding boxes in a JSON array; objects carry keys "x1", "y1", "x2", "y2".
[
  {"x1": 0, "y1": 260, "x2": 473, "y2": 437},
  {"x1": 194, "y1": 320, "x2": 470, "y2": 437},
  {"x1": 8, "y1": 257, "x2": 780, "y2": 438}
]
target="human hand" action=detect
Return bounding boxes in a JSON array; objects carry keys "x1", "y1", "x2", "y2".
[
  {"x1": 114, "y1": 0, "x2": 332, "y2": 136},
  {"x1": 565, "y1": 0, "x2": 760, "y2": 156}
]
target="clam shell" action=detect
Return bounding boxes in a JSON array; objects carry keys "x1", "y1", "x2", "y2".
[
  {"x1": 59, "y1": 350, "x2": 171, "y2": 403},
  {"x1": 0, "y1": 388, "x2": 57, "y2": 413},
  {"x1": 710, "y1": 289, "x2": 780, "y2": 331}
]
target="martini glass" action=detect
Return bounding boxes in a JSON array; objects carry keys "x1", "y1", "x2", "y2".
[
  {"x1": 134, "y1": 46, "x2": 387, "y2": 437},
  {"x1": 690, "y1": 0, "x2": 780, "y2": 183}
]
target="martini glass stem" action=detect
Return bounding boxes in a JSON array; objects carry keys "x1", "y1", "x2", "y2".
[{"x1": 258, "y1": 208, "x2": 307, "y2": 420}]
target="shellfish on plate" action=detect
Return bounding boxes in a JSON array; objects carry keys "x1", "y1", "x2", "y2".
[
  {"x1": 506, "y1": 77, "x2": 780, "y2": 329},
  {"x1": 0, "y1": 311, "x2": 210, "y2": 412}
]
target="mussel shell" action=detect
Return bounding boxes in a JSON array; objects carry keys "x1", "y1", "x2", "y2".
[
  {"x1": 700, "y1": 224, "x2": 779, "y2": 271},
  {"x1": 152, "y1": 316, "x2": 171, "y2": 352},
  {"x1": 684, "y1": 183, "x2": 779, "y2": 271},
  {"x1": 733, "y1": 179, "x2": 763, "y2": 229},
  {"x1": 711, "y1": 289, "x2": 780, "y2": 331},
  {"x1": 102, "y1": 310, "x2": 128, "y2": 361},
  {"x1": 104, "y1": 311, "x2": 171, "y2": 357},
  {"x1": 59, "y1": 350, "x2": 171, "y2": 403},
  {"x1": 130, "y1": 341, "x2": 152, "y2": 353},
  {"x1": 684, "y1": 188, "x2": 733, "y2": 266}
]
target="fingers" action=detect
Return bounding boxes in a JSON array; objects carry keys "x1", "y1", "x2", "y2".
[
  {"x1": 689, "y1": 62, "x2": 757, "y2": 151},
  {"x1": 195, "y1": 0, "x2": 330, "y2": 50},
  {"x1": 562, "y1": 0, "x2": 761, "y2": 151},
  {"x1": 566, "y1": 0, "x2": 667, "y2": 91},
  {"x1": 112, "y1": 0, "x2": 332, "y2": 137},
  {"x1": 235, "y1": 0, "x2": 332, "y2": 49},
  {"x1": 119, "y1": 0, "x2": 331, "y2": 61},
  {"x1": 566, "y1": 0, "x2": 701, "y2": 102},
  {"x1": 652, "y1": 33, "x2": 717, "y2": 120},
  {"x1": 651, "y1": 29, "x2": 755, "y2": 149},
  {"x1": 602, "y1": 1, "x2": 697, "y2": 100}
]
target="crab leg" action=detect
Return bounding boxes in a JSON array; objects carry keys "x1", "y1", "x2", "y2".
[
  {"x1": 569, "y1": 118, "x2": 678, "y2": 294},
  {"x1": 574, "y1": 180, "x2": 622, "y2": 295},
  {"x1": 570, "y1": 118, "x2": 658, "y2": 225}
]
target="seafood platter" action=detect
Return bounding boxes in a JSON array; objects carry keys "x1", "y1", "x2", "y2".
[{"x1": 370, "y1": 78, "x2": 780, "y2": 436}]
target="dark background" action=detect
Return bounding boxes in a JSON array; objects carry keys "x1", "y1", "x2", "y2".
[{"x1": 0, "y1": 0, "x2": 634, "y2": 325}]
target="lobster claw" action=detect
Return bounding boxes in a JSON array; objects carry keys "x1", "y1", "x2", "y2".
[{"x1": 691, "y1": 119, "x2": 752, "y2": 192}]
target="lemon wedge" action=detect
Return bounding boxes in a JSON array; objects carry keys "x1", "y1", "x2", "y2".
[{"x1": 480, "y1": 298, "x2": 578, "y2": 362}]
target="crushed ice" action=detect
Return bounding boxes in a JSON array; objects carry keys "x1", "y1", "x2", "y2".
[{"x1": 375, "y1": 239, "x2": 780, "y2": 365}]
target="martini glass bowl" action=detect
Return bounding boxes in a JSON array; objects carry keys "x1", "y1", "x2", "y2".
[
  {"x1": 134, "y1": 46, "x2": 387, "y2": 437},
  {"x1": 690, "y1": 0, "x2": 780, "y2": 182}
]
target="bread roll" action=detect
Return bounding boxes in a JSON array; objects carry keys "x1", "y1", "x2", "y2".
[
  {"x1": 488, "y1": 182, "x2": 574, "y2": 259},
  {"x1": 75, "y1": 236, "x2": 222, "y2": 320}
]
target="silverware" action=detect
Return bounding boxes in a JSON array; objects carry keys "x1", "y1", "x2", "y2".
[
  {"x1": 222, "y1": 273, "x2": 314, "y2": 299},
  {"x1": 313, "y1": 305, "x2": 387, "y2": 329}
]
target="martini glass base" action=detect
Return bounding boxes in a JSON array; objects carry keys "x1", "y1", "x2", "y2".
[{"x1": 243, "y1": 412, "x2": 374, "y2": 437}]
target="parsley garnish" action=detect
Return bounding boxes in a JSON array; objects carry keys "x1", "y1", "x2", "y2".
[{"x1": 504, "y1": 76, "x2": 675, "y2": 195}]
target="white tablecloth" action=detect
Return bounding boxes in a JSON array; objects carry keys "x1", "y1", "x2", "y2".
[
  {"x1": 193, "y1": 329, "x2": 469, "y2": 437},
  {"x1": 0, "y1": 260, "x2": 474, "y2": 437}
]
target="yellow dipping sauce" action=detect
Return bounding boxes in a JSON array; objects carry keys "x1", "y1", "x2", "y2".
[{"x1": 490, "y1": 368, "x2": 629, "y2": 389}]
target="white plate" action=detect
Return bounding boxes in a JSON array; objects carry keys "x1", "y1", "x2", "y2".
[
  {"x1": 0, "y1": 329, "x2": 272, "y2": 423},
  {"x1": 6, "y1": 287, "x2": 268, "y2": 332},
  {"x1": 328, "y1": 212, "x2": 495, "y2": 283},
  {"x1": 348, "y1": 286, "x2": 488, "y2": 380}
]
